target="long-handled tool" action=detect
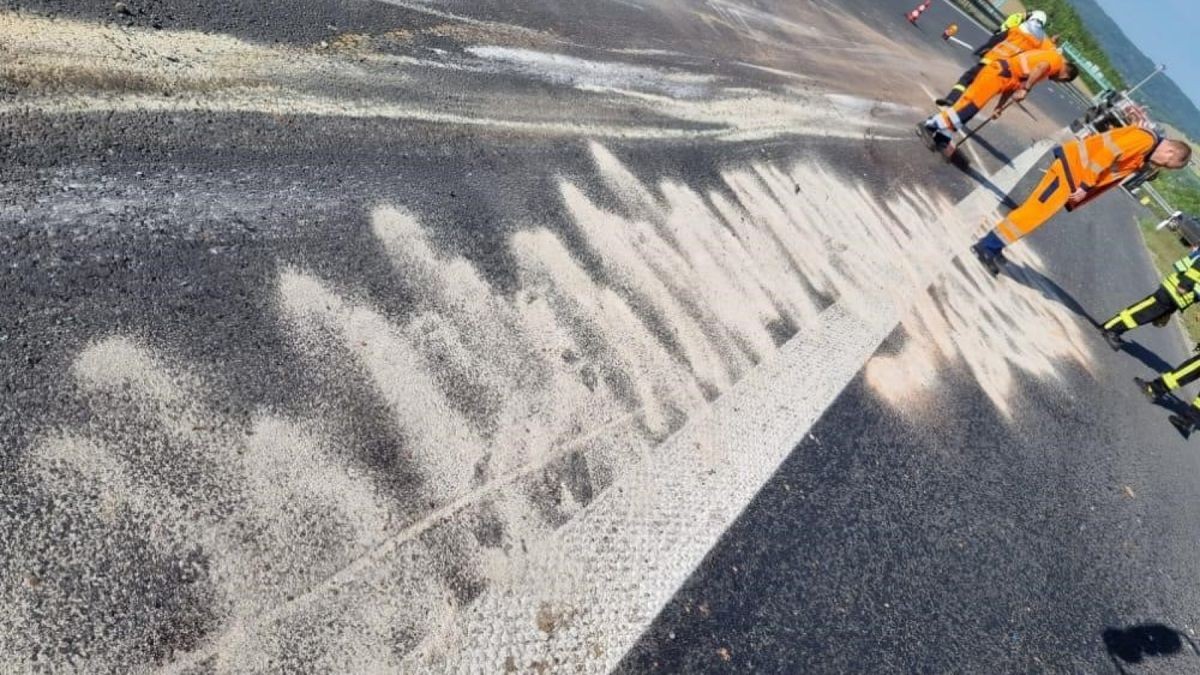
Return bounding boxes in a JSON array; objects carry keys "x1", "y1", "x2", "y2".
[
  {"x1": 956, "y1": 100, "x2": 1014, "y2": 147},
  {"x1": 955, "y1": 115, "x2": 995, "y2": 147}
]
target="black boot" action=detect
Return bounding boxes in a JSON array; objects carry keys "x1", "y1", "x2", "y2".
[
  {"x1": 1100, "y1": 328, "x2": 1125, "y2": 351},
  {"x1": 1170, "y1": 413, "x2": 1197, "y2": 438},
  {"x1": 935, "y1": 97, "x2": 951, "y2": 107},
  {"x1": 971, "y1": 242, "x2": 1005, "y2": 276},
  {"x1": 915, "y1": 122, "x2": 939, "y2": 151},
  {"x1": 1133, "y1": 376, "x2": 1167, "y2": 402}
]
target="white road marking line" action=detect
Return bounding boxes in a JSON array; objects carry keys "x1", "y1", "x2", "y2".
[{"x1": 401, "y1": 139, "x2": 1055, "y2": 673}]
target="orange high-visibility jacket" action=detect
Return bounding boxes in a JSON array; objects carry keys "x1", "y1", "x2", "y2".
[
  {"x1": 984, "y1": 27, "x2": 1052, "y2": 62},
  {"x1": 1003, "y1": 48, "x2": 1066, "y2": 81},
  {"x1": 1058, "y1": 126, "x2": 1162, "y2": 210}
]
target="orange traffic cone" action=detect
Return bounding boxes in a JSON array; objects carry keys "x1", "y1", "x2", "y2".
[{"x1": 907, "y1": 0, "x2": 932, "y2": 24}]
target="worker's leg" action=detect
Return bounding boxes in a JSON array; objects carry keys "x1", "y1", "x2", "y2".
[
  {"x1": 1102, "y1": 287, "x2": 1178, "y2": 336},
  {"x1": 1172, "y1": 394, "x2": 1200, "y2": 434},
  {"x1": 1138, "y1": 351, "x2": 1200, "y2": 404},
  {"x1": 1162, "y1": 354, "x2": 1200, "y2": 392},
  {"x1": 941, "y1": 62, "x2": 984, "y2": 105},
  {"x1": 976, "y1": 159, "x2": 1073, "y2": 256},
  {"x1": 925, "y1": 65, "x2": 1004, "y2": 135}
]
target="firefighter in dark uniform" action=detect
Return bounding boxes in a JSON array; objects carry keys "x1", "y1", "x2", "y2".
[
  {"x1": 1114, "y1": 248, "x2": 1200, "y2": 435},
  {"x1": 1101, "y1": 247, "x2": 1200, "y2": 349}
]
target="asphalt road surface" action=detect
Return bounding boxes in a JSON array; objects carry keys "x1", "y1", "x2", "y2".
[{"x1": 4, "y1": 0, "x2": 1197, "y2": 672}]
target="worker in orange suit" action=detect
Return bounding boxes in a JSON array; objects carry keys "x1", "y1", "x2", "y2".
[
  {"x1": 971, "y1": 127, "x2": 1193, "y2": 274},
  {"x1": 938, "y1": 10, "x2": 1054, "y2": 107},
  {"x1": 918, "y1": 48, "x2": 1078, "y2": 156}
]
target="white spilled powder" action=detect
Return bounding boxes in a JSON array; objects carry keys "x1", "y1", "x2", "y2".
[
  {"x1": 2, "y1": 11, "x2": 917, "y2": 144},
  {"x1": 465, "y1": 45, "x2": 715, "y2": 98},
  {"x1": 14, "y1": 132, "x2": 1091, "y2": 673},
  {"x1": 28, "y1": 435, "x2": 144, "y2": 522},
  {"x1": 240, "y1": 415, "x2": 391, "y2": 548},
  {"x1": 404, "y1": 140, "x2": 1088, "y2": 674},
  {"x1": 560, "y1": 180, "x2": 737, "y2": 392},
  {"x1": 370, "y1": 205, "x2": 536, "y2": 390},
  {"x1": 865, "y1": 246, "x2": 1093, "y2": 417},
  {"x1": 23, "y1": 335, "x2": 408, "y2": 672},
  {"x1": 73, "y1": 336, "x2": 186, "y2": 404},
  {"x1": 0, "y1": 11, "x2": 409, "y2": 98},
  {"x1": 510, "y1": 228, "x2": 706, "y2": 436},
  {"x1": 369, "y1": 205, "x2": 638, "y2": 480},
  {"x1": 277, "y1": 269, "x2": 485, "y2": 500},
  {"x1": 826, "y1": 92, "x2": 922, "y2": 117}
]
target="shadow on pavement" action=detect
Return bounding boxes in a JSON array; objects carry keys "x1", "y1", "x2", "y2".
[
  {"x1": 948, "y1": 153, "x2": 1018, "y2": 208},
  {"x1": 1014, "y1": 102, "x2": 1038, "y2": 121},
  {"x1": 1005, "y1": 262, "x2": 1095, "y2": 326},
  {"x1": 1121, "y1": 339, "x2": 1177, "y2": 375},
  {"x1": 1005, "y1": 262, "x2": 1183, "y2": 374},
  {"x1": 969, "y1": 132, "x2": 1014, "y2": 167},
  {"x1": 1103, "y1": 623, "x2": 1200, "y2": 674}
]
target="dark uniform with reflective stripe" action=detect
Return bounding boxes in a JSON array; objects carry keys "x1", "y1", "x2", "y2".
[
  {"x1": 1103, "y1": 249, "x2": 1200, "y2": 335},
  {"x1": 1120, "y1": 249, "x2": 1200, "y2": 431}
]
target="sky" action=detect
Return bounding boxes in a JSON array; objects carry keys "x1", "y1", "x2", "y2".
[{"x1": 1093, "y1": 0, "x2": 1200, "y2": 108}]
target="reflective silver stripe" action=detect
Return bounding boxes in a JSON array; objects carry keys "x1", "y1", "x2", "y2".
[
  {"x1": 1101, "y1": 131, "x2": 1123, "y2": 161},
  {"x1": 947, "y1": 108, "x2": 963, "y2": 131},
  {"x1": 1072, "y1": 141, "x2": 1105, "y2": 179}
]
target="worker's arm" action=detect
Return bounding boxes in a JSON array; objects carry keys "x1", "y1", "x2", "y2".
[
  {"x1": 992, "y1": 90, "x2": 1015, "y2": 118},
  {"x1": 1016, "y1": 62, "x2": 1052, "y2": 97},
  {"x1": 1000, "y1": 12, "x2": 1025, "y2": 32},
  {"x1": 1069, "y1": 158, "x2": 1137, "y2": 208}
]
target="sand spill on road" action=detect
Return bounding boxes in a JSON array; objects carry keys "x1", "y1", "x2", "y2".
[
  {"x1": 6, "y1": 136, "x2": 1099, "y2": 671},
  {"x1": 864, "y1": 247, "x2": 1094, "y2": 417},
  {"x1": 1, "y1": 10, "x2": 916, "y2": 142}
]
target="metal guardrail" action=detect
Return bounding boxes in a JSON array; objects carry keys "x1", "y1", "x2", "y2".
[{"x1": 956, "y1": 0, "x2": 1006, "y2": 27}]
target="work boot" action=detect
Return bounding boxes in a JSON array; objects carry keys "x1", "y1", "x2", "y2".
[
  {"x1": 971, "y1": 242, "x2": 1005, "y2": 276},
  {"x1": 1169, "y1": 411, "x2": 1200, "y2": 438},
  {"x1": 1100, "y1": 328, "x2": 1125, "y2": 351},
  {"x1": 939, "y1": 135, "x2": 958, "y2": 160},
  {"x1": 935, "y1": 97, "x2": 951, "y2": 107},
  {"x1": 915, "y1": 122, "x2": 939, "y2": 151},
  {"x1": 1133, "y1": 376, "x2": 1167, "y2": 402}
]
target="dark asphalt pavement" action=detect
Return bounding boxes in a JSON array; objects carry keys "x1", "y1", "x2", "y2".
[
  {"x1": 620, "y1": 3, "x2": 1200, "y2": 673},
  {"x1": 5, "y1": 0, "x2": 1198, "y2": 671}
]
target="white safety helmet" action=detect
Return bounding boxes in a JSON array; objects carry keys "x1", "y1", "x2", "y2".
[{"x1": 1021, "y1": 11, "x2": 1047, "y2": 40}]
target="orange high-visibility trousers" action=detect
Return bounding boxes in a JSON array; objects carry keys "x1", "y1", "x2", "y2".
[
  {"x1": 992, "y1": 158, "x2": 1072, "y2": 244},
  {"x1": 938, "y1": 62, "x2": 1017, "y2": 132}
]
